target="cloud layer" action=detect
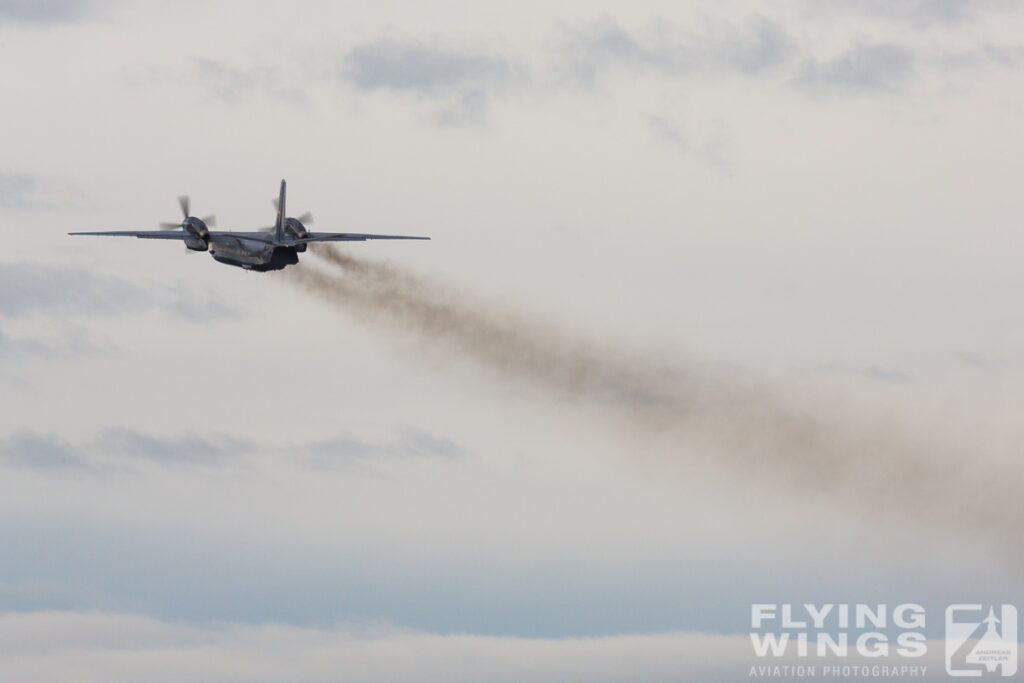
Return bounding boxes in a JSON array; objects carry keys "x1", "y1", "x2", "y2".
[
  {"x1": 0, "y1": 611, "x2": 968, "y2": 683},
  {"x1": 0, "y1": 0, "x2": 101, "y2": 24},
  {"x1": 341, "y1": 39, "x2": 517, "y2": 125},
  {"x1": 0, "y1": 262, "x2": 241, "y2": 322}
]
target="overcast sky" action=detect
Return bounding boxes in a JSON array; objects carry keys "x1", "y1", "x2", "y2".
[{"x1": 2, "y1": 1, "x2": 1024, "y2": 680}]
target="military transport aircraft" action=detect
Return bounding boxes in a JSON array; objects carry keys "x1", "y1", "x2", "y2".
[{"x1": 70, "y1": 180, "x2": 428, "y2": 271}]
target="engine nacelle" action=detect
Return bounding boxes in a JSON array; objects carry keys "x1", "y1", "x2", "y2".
[
  {"x1": 185, "y1": 236, "x2": 209, "y2": 251},
  {"x1": 283, "y1": 217, "x2": 308, "y2": 238},
  {"x1": 183, "y1": 217, "x2": 210, "y2": 251},
  {"x1": 284, "y1": 217, "x2": 308, "y2": 252}
]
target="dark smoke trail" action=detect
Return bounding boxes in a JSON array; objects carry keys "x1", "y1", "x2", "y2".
[
  {"x1": 285, "y1": 245, "x2": 1023, "y2": 558},
  {"x1": 302, "y1": 245, "x2": 691, "y2": 407}
]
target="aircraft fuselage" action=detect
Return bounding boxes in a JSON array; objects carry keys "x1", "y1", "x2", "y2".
[{"x1": 209, "y1": 238, "x2": 300, "y2": 271}]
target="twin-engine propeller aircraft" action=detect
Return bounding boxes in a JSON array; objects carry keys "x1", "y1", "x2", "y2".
[{"x1": 70, "y1": 180, "x2": 428, "y2": 271}]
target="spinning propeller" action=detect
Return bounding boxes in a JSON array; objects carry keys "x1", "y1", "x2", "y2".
[
  {"x1": 158, "y1": 195, "x2": 216, "y2": 253},
  {"x1": 258, "y1": 197, "x2": 313, "y2": 233},
  {"x1": 159, "y1": 195, "x2": 216, "y2": 231}
]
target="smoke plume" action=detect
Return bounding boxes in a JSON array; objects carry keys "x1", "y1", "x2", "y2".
[{"x1": 284, "y1": 245, "x2": 1022, "y2": 557}]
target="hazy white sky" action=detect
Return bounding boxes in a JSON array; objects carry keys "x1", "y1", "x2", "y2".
[{"x1": 2, "y1": 1, "x2": 1023, "y2": 680}]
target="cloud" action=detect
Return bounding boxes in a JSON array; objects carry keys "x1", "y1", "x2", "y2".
[
  {"x1": 803, "y1": 0, "x2": 1017, "y2": 26},
  {"x1": 646, "y1": 115, "x2": 732, "y2": 171},
  {"x1": 397, "y1": 428, "x2": 466, "y2": 459},
  {"x1": 952, "y1": 351, "x2": 1004, "y2": 372},
  {"x1": 556, "y1": 15, "x2": 1012, "y2": 98},
  {"x1": 862, "y1": 366, "x2": 912, "y2": 383},
  {"x1": 0, "y1": 329, "x2": 97, "y2": 360},
  {"x1": 194, "y1": 59, "x2": 260, "y2": 101},
  {"x1": 0, "y1": 262, "x2": 149, "y2": 317},
  {"x1": 795, "y1": 43, "x2": 915, "y2": 93},
  {"x1": 712, "y1": 15, "x2": 797, "y2": 75},
  {"x1": 0, "y1": 427, "x2": 461, "y2": 472},
  {"x1": 0, "y1": 430, "x2": 90, "y2": 470},
  {"x1": 556, "y1": 15, "x2": 796, "y2": 84},
  {"x1": 0, "y1": 428, "x2": 251, "y2": 471},
  {"x1": 341, "y1": 38, "x2": 517, "y2": 125},
  {"x1": 0, "y1": 262, "x2": 243, "y2": 322},
  {"x1": 0, "y1": 173, "x2": 40, "y2": 209},
  {"x1": 304, "y1": 428, "x2": 467, "y2": 471},
  {"x1": 933, "y1": 43, "x2": 1024, "y2": 72},
  {"x1": 94, "y1": 428, "x2": 254, "y2": 466},
  {"x1": 0, "y1": 173, "x2": 78, "y2": 211},
  {"x1": 0, "y1": 331, "x2": 48, "y2": 358},
  {"x1": 189, "y1": 59, "x2": 307, "y2": 104},
  {"x1": 344, "y1": 40, "x2": 513, "y2": 95},
  {"x1": 134, "y1": 59, "x2": 308, "y2": 107},
  {"x1": 0, "y1": 262, "x2": 239, "y2": 367},
  {"x1": 0, "y1": 611, "x2": 961, "y2": 682},
  {"x1": 797, "y1": 363, "x2": 913, "y2": 384},
  {"x1": 0, "y1": 0, "x2": 103, "y2": 24},
  {"x1": 162, "y1": 287, "x2": 244, "y2": 322},
  {"x1": 647, "y1": 115, "x2": 692, "y2": 154}
]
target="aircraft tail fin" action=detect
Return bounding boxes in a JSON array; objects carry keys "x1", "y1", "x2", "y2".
[{"x1": 273, "y1": 179, "x2": 286, "y2": 242}]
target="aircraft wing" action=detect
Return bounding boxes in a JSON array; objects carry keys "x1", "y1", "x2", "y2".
[
  {"x1": 69, "y1": 230, "x2": 192, "y2": 240},
  {"x1": 69, "y1": 230, "x2": 427, "y2": 245},
  {"x1": 293, "y1": 232, "x2": 430, "y2": 244},
  {"x1": 69, "y1": 230, "x2": 279, "y2": 245}
]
